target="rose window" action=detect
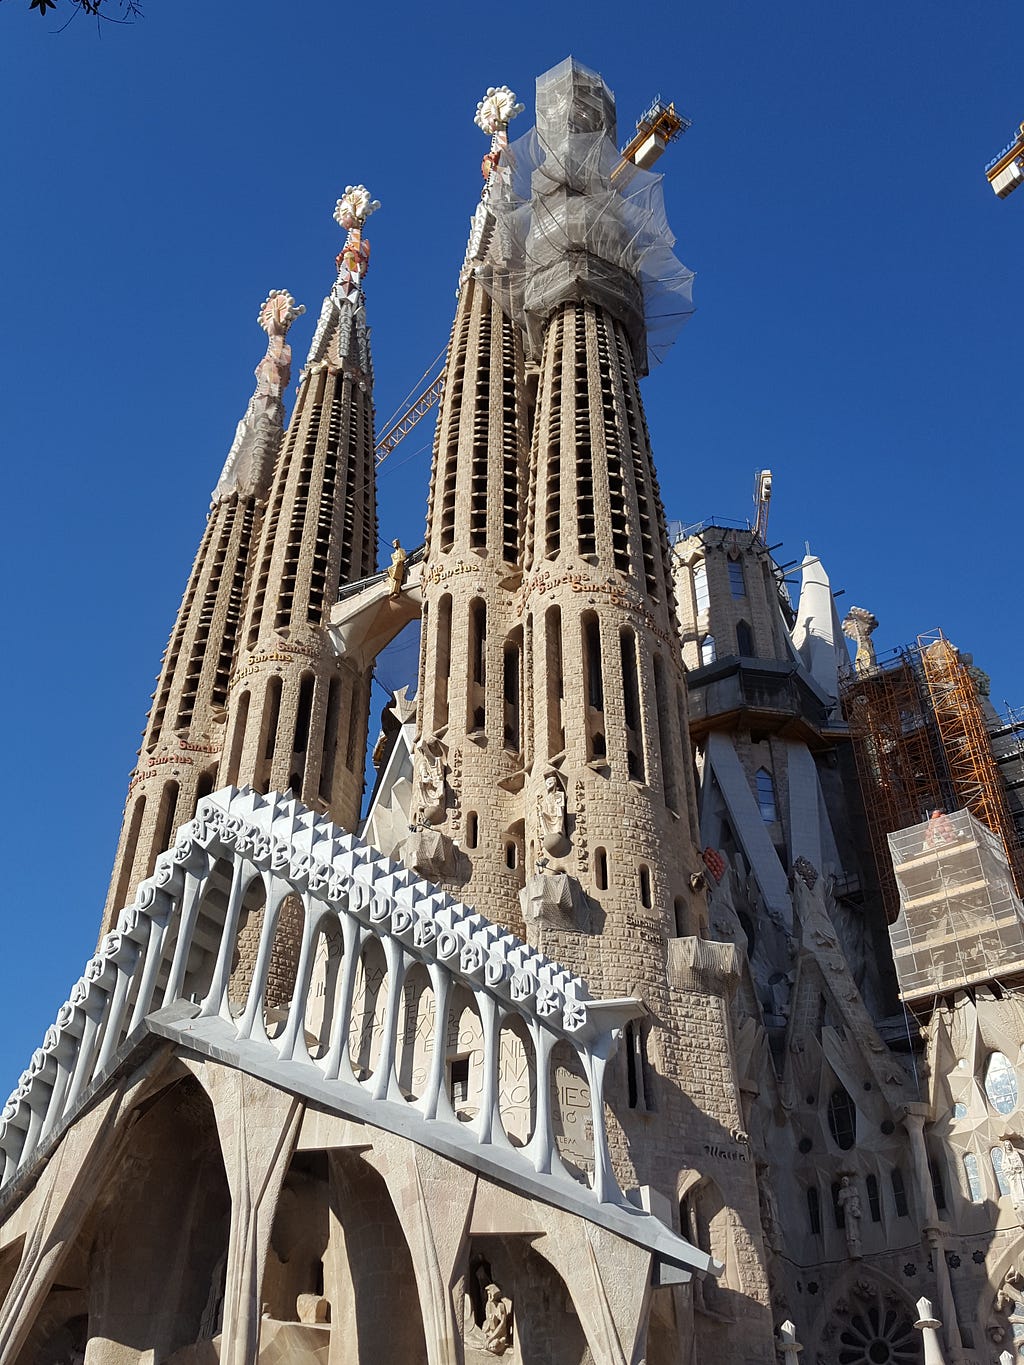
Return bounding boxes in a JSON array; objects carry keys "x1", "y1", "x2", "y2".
[{"x1": 836, "y1": 1291, "x2": 921, "y2": 1365}]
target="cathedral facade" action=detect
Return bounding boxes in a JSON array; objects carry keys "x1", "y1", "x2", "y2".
[{"x1": 2, "y1": 57, "x2": 1024, "y2": 1365}]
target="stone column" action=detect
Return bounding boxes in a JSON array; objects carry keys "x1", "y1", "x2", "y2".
[
  {"x1": 914, "y1": 1297, "x2": 947, "y2": 1365},
  {"x1": 904, "y1": 1105, "x2": 964, "y2": 1361},
  {"x1": 777, "y1": 1319, "x2": 802, "y2": 1364}
]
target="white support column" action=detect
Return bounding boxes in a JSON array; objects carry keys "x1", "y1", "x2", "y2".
[
  {"x1": 914, "y1": 1298, "x2": 947, "y2": 1365},
  {"x1": 777, "y1": 1319, "x2": 802, "y2": 1364}
]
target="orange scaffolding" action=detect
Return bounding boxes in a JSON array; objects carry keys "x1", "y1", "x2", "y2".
[
  {"x1": 843, "y1": 649, "x2": 950, "y2": 921},
  {"x1": 916, "y1": 630, "x2": 1024, "y2": 898}
]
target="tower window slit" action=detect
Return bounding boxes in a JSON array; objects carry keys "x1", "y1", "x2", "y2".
[
  {"x1": 293, "y1": 673, "x2": 315, "y2": 754},
  {"x1": 653, "y1": 653, "x2": 678, "y2": 810},
  {"x1": 433, "y1": 595, "x2": 452, "y2": 732},
  {"x1": 319, "y1": 676, "x2": 342, "y2": 801},
  {"x1": 638, "y1": 863, "x2": 652, "y2": 909},
  {"x1": 467, "y1": 598, "x2": 486, "y2": 733},
  {"x1": 112, "y1": 795, "x2": 146, "y2": 913},
  {"x1": 620, "y1": 627, "x2": 645, "y2": 782},
  {"x1": 503, "y1": 630, "x2": 522, "y2": 753},
  {"x1": 345, "y1": 672, "x2": 368, "y2": 772},
  {"x1": 595, "y1": 847, "x2": 608, "y2": 891},
  {"x1": 148, "y1": 779, "x2": 180, "y2": 877},
  {"x1": 225, "y1": 691, "x2": 249, "y2": 787},
  {"x1": 259, "y1": 676, "x2": 282, "y2": 790},
  {"x1": 545, "y1": 604, "x2": 565, "y2": 756},
  {"x1": 582, "y1": 612, "x2": 605, "y2": 760}
]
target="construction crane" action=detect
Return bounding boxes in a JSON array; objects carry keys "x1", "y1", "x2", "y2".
[
  {"x1": 618, "y1": 96, "x2": 691, "y2": 171},
  {"x1": 375, "y1": 95, "x2": 689, "y2": 466},
  {"x1": 753, "y1": 469, "x2": 772, "y2": 544},
  {"x1": 985, "y1": 121, "x2": 1024, "y2": 199}
]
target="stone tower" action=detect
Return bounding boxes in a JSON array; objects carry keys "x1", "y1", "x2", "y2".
[
  {"x1": 102, "y1": 187, "x2": 382, "y2": 935},
  {"x1": 410, "y1": 86, "x2": 533, "y2": 932},
  {"x1": 101, "y1": 288, "x2": 306, "y2": 931},
  {"x1": 223, "y1": 185, "x2": 380, "y2": 827}
]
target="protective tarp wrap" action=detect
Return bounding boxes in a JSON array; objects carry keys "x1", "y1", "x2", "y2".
[
  {"x1": 887, "y1": 810, "x2": 1024, "y2": 1002},
  {"x1": 476, "y1": 57, "x2": 695, "y2": 373}
]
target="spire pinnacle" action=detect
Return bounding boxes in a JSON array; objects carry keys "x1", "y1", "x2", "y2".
[
  {"x1": 462, "y1": 85, "x2": 523, "y2": 276},
  {"x1": 333, "y1": 184, "x2": 380, "y2": 293},
  {"x1": 213, "y1": 289, "x2": 305, "y2": 505}
]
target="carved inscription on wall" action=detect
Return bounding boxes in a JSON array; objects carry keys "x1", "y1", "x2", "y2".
[{"x1": 573, "y1": 780, "x2": 589, "y2": 875}]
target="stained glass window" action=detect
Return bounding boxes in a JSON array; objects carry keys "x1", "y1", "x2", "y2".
[{"x1": 984, "y1": 1052, "x2": 1018, "y2": 1116}]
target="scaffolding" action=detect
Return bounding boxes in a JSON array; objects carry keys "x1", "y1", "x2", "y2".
[
  {"x1": 888, "y1": 810, "x2": 1024, "y2": 1003},
  {"x1": 843, "y1": 646, "x2": 952, "y2": 921},
  {"x1": 917, "y1": 630, "x2": 1024, "y2": 896},
  {"x1": 842, "y1": 634, "x2": 1024, "y2": 922}
]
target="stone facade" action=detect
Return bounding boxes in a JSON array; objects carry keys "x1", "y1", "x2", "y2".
[{"x1": 8, "y1": 54, "x2": 1024, "y2": 1365}]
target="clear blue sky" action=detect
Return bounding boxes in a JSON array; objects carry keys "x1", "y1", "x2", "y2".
[{"x1": 0, "y1": 1, "x2": 1020, "y2": 1080}]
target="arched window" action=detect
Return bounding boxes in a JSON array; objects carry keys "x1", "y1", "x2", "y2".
[
  {"x1": 755, "y1": 768, "x2": 777, "y2": 823},
  {"x1": 963, "y1": 1153, "x2": 984, "y2": 1204},
  {"x1": 736, "y1": 619, "x2": 754, "y2": 656},
  {"x1": 865, "y1": 1173, "x2": 881, "y2": 1223},
  {"x1": 700, "y1": 634, "x2": 716, "y2": 666},
  {"x1": 984, "y1": 1052, "x2": 1019, "y2": 1115},
  {"x1": 638, "y1": 864, "x2": 652, "y2": 910},
  {"x1": 827, "y1": 1086, "x2": 857, "y2": 1150},
  {"x1": 693, "y1": 561, "x2": 710, "y2": 615},
  {"x1": 728, "y1": 559, "x2": 745, "y2": 599},
  {"x1": 595, "y1": 847, "x2": 608, "y2": 891},
  {"x1": 465, "y1": 812, "x2": 478, "y2": 850}
]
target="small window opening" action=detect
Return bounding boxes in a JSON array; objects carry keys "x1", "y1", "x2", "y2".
[
  {"x1": 891, "y1": 1167, "x2": 909, "y2": 1217},
  {"x1": 700, "y1": 634, "x2": 716, "y2": 666},
  {"x1": 831, "y1": 1181, "x2": 845, "y2": 1229},
  {"x1": 866, "y1": 1173, "x2": 882, "y2": 1223},
  {"x1": 930, "y1": 1157, "x2": 947, "y2": 1211},
  {"x1": 963, "y1": 1153, "x2": 984, "y2": 1204},
  {"x1": 468, "y1": 598, "x2": 486, "y2": 733},
  {"x1": 595, "y1": 847, "x2": 608, "y2": 891},
  {"x1": 293, "y1": 673, "x2": 315, "y2": 754},
  {"x1": 693, "y1": 561, "x2": 710, "y2": 615},
  {"x1": 620, "y1": 627, "x2": 645, "y2": 782},
  {"x1": 638, "y1": 864, "x2": 652, "y2": 910},
  {"x1": 674, "y1": 897, "x2": 687, "y2": 937},
  {"x1": 827, "y1": 1086, "x2": 857, "y2": 1150},
  {"x1": 449, "y1": 1056, "x2": 470, "y2": 1107},
  {"x1": 807, "y1": 1186, "x2": 821, "y2": 1235},
  {"x1": 505, "y1": 841, "x2": 518, "y2": 870},
  {"x1": 736, "y1": 619, "x2": 754, "y2": 657},
  {"x1": 728, "y1": 559, "x2": 745, "y2": 598},
  {"x1": 755, "y1": 767, "x2": 777, "y2": 823},
  {"x1": 466, "y1": 812, "x2": 478, "y2": 850}
]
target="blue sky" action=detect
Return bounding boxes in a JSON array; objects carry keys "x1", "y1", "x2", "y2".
[{"x1": 0, "y1": 1, "x2": 1020, "y2": 1079}]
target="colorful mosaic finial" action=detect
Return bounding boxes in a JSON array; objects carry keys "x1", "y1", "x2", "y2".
[
  {"x1": 333, "y1": 185, "x2": 381, "y2": 232},
  {"x1": 258, "y1": 290, "x2": 306, "y2": 337}
]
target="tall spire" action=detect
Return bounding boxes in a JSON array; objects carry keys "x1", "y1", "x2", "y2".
[
  {"x1": 213, "y1": 290, "x2": 305, "y2": 505},
  {"x1": 101, "y1": 291, "x2": 304, "y2": 931},
  {"x1": 221, "y1": 188, "x2": 381, "y2": 832},
  {"x1": 406, "y1": 87, "x2": 533, "y2": 926}
]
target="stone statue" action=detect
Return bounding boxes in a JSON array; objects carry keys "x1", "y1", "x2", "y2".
[
  {"x1": 536, "y1": 769, "x2": 570, "y2": 858},
  {"x1": 837, "y1": 1176, "x2": 863, "y2": 1258},
  {"x1": 386, "y1": 539, "x2": 408, "y2": 598},
  {"x1": 756, "y1": 1161, "x2": 783, "y2": 1251},
  {"x1": 842, "y1": 606, "x2": 879, "y2": 674},
  {"x1": 413, "y1": 738, "x2": 446, "y2": 825},
  {"x1": 483, "y1": 1283, "x2": 511, "y2": 1355},
  {"x1": 1003, "y1": 1141, "x2": 1024, "y2": 1218}
]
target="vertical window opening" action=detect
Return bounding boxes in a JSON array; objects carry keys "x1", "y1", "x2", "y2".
[
  {"x1": 639, "y1": 864, "x2": 653, "y2": 910},
  {"x1": 224, "y1": 691, "x2": 250, "y2": 787},
  {"x1": 653, "y1": 653, "x2": 678, "y2": 810},
  {"x1": 807, "y1": 1186, "x2": 821, "y2": 1235},
  {"x1": 319, "y1": 677, "x2": 342, "y2": 801},
  {"x1": 545, "y1": 605, "x2": 565, "y2": 756},
  {"x1": 433, "y1": 595, "x2": 452, "y2": 733},
  {"x1": 503, "y1": 630, "x2": 522, "y2": 753},
  {"x1": 620, "y1": 627, "x2": 645, "y2": 782},
  {"x1": 755, "y1": 768, "x2": 777, "y2": 823},
  {"x1": 963, "y1": 1153, "x2": 984, "y2": 1204},
  {"x1": 827, "y1": 1087, "x2": 857, "y2": 1150},
  {"x1": 736, "y1": 619, "x2": 754, "y2": 657},
  {"x1": 468, "y1": 598, "x2": 486, "y2": 733},
  {"x1": 930, "y1": 1157, "x2": 947, "y2": 1211},
  {"x1": 693, "y1": 561, "x2": 710, "y2": 615},
  {"x1": 674, "y1": 897, "x2": 687, "y2": 937},
  {"x1": 891, "y1": 1168, "x2": 909, "y2": 1217},
  {"x1": 728, "y1": 559, "x2": 745, "y2": 599},
  {"x1": 259, "y1": 677, "x2": 282, "y2": 790},
  {"x1": 595, "y1": 847, "x2": 608, "y2": 891},
  {"x1": 625, "y1": 1021, "x2": 639, "y2": 1108},
  {"x1": 831, "y1": 1181, "x2": 845, "y2": 1229},
  {"x1": 149, "y1": 780, "x2": 180, "y2": 877},
  {"x1": 449, "y1": 1055, "x2": 470, "y2": 1108},
  {"x1": 700, "y1": 634, "x2": 716, "y2": 666},
  {"x1": 866, "y1": 1173, "x2": 882, "y2": 1222},
  {"x1": 112, "y1": 796, "x2": 146, "y2": 913},
  {"x1": 293, "y1": 673, "x2": 315, "y2": 754},
  {"x1": 465, "y1": 812, "x2": 478, "y2": 850},
  {"x1": 582, "y1": 612, "x2": 605, "y2": 760}
]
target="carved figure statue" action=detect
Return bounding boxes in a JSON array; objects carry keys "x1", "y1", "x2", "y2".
[
  {"x1": 536, "y1": 769, "x2": 570, "y2": 857},
  {"x1": 837, "y1": 1176, "x2": 863, "y2": 1258},
  {"x1": 842, "y1": 606, "x2": 879, "y2": 675},
  {"x1": 386, "y1": 539, "x2": 408, "y2": 598},
  {"x1": 413, "y1": 738, "x2": 446, "y2": 826},
  {"x1": 483, "y1": 1284, "x2": 511, "y2": 1356},
  {"x1": 756, "y1": 1161, "x2": 783, "y2": 1251},
  {"x1": 1003, "y1": 1141, "x2": 1024, "y2": 1217}
]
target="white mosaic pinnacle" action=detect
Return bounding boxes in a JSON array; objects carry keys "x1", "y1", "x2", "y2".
[
  {"x1": 333, "y1": 184, "x2": 381, "y2": 230},
  {"x1": 257, "y1": 289, "x2": 305, "y2": 335},
  {"x1": 474, "y1": 85, "x2": 524, "y2": 135}
]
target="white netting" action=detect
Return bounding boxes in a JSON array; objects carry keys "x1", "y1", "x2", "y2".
[
  {"x1": 887, "y1": 809, "x2": 1024, "y2": 1001},
  {"x1": 475, "y1": 58, "x2": 695, "y2": 373}
]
